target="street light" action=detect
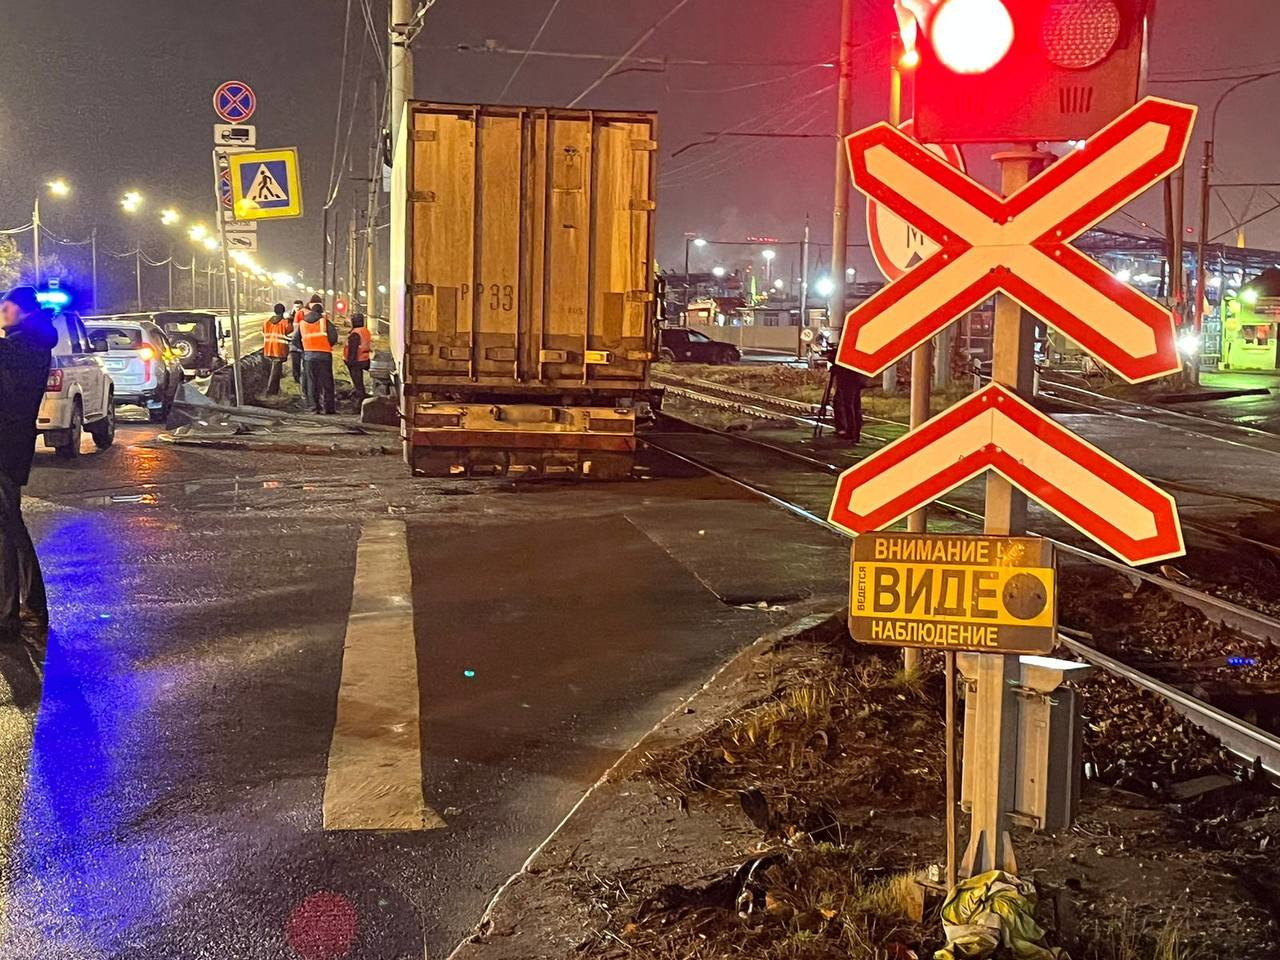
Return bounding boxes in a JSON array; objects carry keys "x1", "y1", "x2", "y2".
[
  {"x1": 683, "y1": 235, "x2": 707, "y2": 307},
  {"x1": 160, "y1": 208, "x2": 181, "y2": 226},
  {"x1": 33, "y1": 178, "x2": 72, "y2": 286},
  {"x1": 189, "y1": 224, "x2": 208, "y2": 242},
  {"x1": 712, "y1": 266, "x2": 726, "y2": 279},
  {"x1": 120, "y1": 190, "x2": 144, "y2": 214},
  {"x1": 119, "y1": 191, "x2": 146, "y2": 310},
  {"x1": 762, "y1": 248, "x2": 777, "y2": 285},
  {"x1": 202, "y1": 236, "x2": 218, "y2": 251}
]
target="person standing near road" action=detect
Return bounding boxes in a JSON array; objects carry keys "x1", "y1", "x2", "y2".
[
  {"x1": 0, "y1": 287, "x2": 58, "y2": 638},
  {"x1": 833, "y1": 364, "x2": 866, "y2": 444},
  {"x1": 294, "y1": 300, "x2": 338, "y2": 414},
  {"x1": 262, "y1": 303, "x2": 291, "y2": 396},
  {"x1": 343, "y1": 312, "x2": 373, "y2": 407},
  {"x1": 288, "y1": 299, "x2": 306, "y2": 385}
]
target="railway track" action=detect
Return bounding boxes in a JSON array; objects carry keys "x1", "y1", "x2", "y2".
[
  {"x1": 643, "y1": 411, "x2": 1280, "y2": 782},
  {"x1": 1039, "y1": 376, "x2": 1280, "y2": 457}
]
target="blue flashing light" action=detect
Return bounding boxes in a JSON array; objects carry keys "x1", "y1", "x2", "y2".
[
  {"x1": 1227, "y1": 656, "x2": 1257, "y2": 667},
  {"x1": 36, "y1": 289, "x2": 71, "y2": 310}
]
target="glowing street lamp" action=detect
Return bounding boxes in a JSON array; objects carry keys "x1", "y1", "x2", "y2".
[
  {"x1": 120, "y1": 190, "x2": 144, "y2": 214},
  {"x1": 160, "y1": 208, "x2": 181, "y2": 226},
  {"x1": 761, "y1": 248, "x2": 777, "y2": 285},
  {"x1": 712, "y1": 266, "x2": 726, "y2": 279},
  {"x1": 33, "y1": 178, "x2": 72, "y2": 285},
  {"x1": 202, "y1": 236, "x2": 218, "y2": 251}
]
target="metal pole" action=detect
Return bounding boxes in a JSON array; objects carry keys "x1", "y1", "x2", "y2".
[
  {"x1": 945, "y1": 651, "x2": 957, "y2": 892},
  {"x1": 683, "y1": 237, "x2": 692, "y2": 310},
  {"x1": 828, "y1": 0, "x2": 855, "y2": 337},
  {"x1": 135, "y1": 249, "x2": 143, "y2": 312},
  {"x1": 167, "y1": 244, "x2": 174, "y2": 308},
  {"x1": 390, "y1": 0, "x2": 415, "y2": 148},
  {"x1": 366, "y1": 84, "x2": 380, "y2": 318},
  {"x1": 1193, "y1": 139, "x2": 1211, "y2": 387},
  {"x1": 961, "y1": 148, "x2": 1048, "y2": 880},
  {"x1": 883, "y1": 50, "x2": 903, "y2": 395},
  {"x1": 798, "y1": 218, "x2": 810, "y2": 358},
  {"x1": 90, "y1": 227, "x2": 99, "y2": 313},
  {"x1": 212, "y1": 148, "x2": 244, "y2": 406},
  {"x1": 190, "y1": 257, "x2": 197, "y2": 309},
  {"x1": 32, "y1": 197, "x2": 41, "y2": 286}
]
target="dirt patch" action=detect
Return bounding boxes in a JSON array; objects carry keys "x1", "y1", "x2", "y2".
[{"x1": 451, "y1": 615, "x2": 1280, "y2": 960}]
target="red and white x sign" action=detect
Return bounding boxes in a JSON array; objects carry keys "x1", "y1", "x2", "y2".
[
  {"x1": 828, "y1": 384, "x2": 1185, "y2": 566},
  {"x1": 838, "y1": 97, "x2": 1197, "y2": 384}
]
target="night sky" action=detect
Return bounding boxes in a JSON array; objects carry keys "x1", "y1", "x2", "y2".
[{"x1": 2, "y1": 0, "x2": 1279, "y2": 298}]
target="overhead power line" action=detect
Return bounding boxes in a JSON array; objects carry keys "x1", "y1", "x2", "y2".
[
  {"x1": 453, "y1": 42, "x2": 835, "y2": 70},
  {"x1": 498, "y1": 0, "x2": 565, "y2": 103},
  {"x1": 567, "y1": 0, "x2": 700, "y2": 107}
]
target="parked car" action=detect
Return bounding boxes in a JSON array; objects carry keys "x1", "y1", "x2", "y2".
[
  {"x1": 37, "y1": 311, "x2": 116, "y2": 459},
  {"x1": 151, "y1": 311, "x2": 226, "y2": 376},
  {"x1": 658, "y1": 327, "x2": 741, "y2": 364},
  {"x1": 85, "y1": 318, "x2": 185, "y2": 422}
]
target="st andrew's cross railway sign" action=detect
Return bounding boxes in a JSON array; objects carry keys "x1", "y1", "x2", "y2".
[
  {"x1": 836, "y1": 97, "x2": 1197, "y2": 384},
  {"x1": 828, "y1": 384, "x2": 1186, "y2": 567}
]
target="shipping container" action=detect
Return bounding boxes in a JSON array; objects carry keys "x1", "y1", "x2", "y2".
[{"x1": 389, "y1": 101, "x2": 660, "y2": 479}]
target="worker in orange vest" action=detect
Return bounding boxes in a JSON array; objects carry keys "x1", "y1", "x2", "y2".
[
  {"x1": 262, "y1": 304, "x2": 291, "y2": 395},
  {"x1": 343, "y1": 313, "x2": 373, "y2": 406},
  {"x1": 288, "y1": 299, "x2": 306, "y2": 384},
  {"x1": 291, "y1": 299, "x2": 338, "y2": 414}
]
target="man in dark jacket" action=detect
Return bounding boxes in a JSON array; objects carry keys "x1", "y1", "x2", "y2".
[{"x1": 0, "y1": 287, "x2": 58, "y2": 636}]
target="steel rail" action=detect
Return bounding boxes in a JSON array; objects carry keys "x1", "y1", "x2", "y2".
[
  {"x1": 1059, "y1": 632, "x2": 1280, "y2": 780},
  {"x1": 643, "y1": 422, "x2": 1280, "y2": 780}
]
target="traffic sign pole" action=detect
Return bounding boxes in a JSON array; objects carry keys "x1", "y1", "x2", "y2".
[
  {"x1": 212, "y1": 149, "x2": 244, "y2": 407},
  {"x1": 962, "y1": 148, "x2": 1051, "y2": 880}
]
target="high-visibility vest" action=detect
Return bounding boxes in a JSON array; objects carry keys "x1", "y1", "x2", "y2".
[
  {"x1": 300, "y1": 317, "x2": 332, "y2": 354},
  {"x1": 263, "y1": 319, "x2": 290, "y2": 359},
  {"x1": 347, "y1": 326, "x2": 372, "y2": 364}
]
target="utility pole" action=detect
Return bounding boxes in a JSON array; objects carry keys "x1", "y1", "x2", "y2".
[
  {"x1": 1193, "y1": 137, "x2": 1211, "y2": 388},
  {"x1": 90, "y1": 227, "x2": 99, "y2": 313},
  {"x1": 190, "y1": 256, "x2": 197, "y2": 309},
  {"x1": 390, "y1": 0, "x2": 415, "y2": 147},
  {"x1": 827, "y1": 0, "x2": 855, "y2": 335},
  {"x1": 883, "y1": 46, "x2": 904, "y2": 395},
  {"x1": 135, "y1": 249, "x2": 143, "y2": 312},
  {"x1": 348, "y1": 213, "x2": 359, "y2": 312},
  {"x1": 31, "y1": 197, "x2": 42, "y2": 286},
  {"x1": 167, "y1": 244, "x2": 174, "y2": 308},
  {"x1": 366, "y1": 83, "x2": 381, "y2": 320},
  {"x1": 798, "y1": 217, "x2": 811, "y2": 357}
]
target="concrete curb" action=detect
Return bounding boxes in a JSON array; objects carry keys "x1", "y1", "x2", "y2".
[{"x1": 445, "y1": 606, "x2": 847, "y2": 960}]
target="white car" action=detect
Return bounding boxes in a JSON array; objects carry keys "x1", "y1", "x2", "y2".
[
  {"x1": 37, "y1": 311, "x2": 116, "y2": 459},
  {"x1": 84, "y1": 318, "x2": 184, "y2": 423}
]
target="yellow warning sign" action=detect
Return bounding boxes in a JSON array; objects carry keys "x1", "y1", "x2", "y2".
[
  {"x1": 849, "y1": 533, "x2": 1057, "y2": 654},
  {"x1": 228, "y1": 147, "x2": 303, "y2": 221}
]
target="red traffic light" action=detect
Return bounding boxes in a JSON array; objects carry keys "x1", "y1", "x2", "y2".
[
  {"x1": 336, "y1": 299, "x2": 347, "y2": 314},
  {"x1": 913, "y1": 0, "x2": 1152, "y2": 144},
  {"x1": 931, "y1": 0, "x2": 1015, "y2": 75}
]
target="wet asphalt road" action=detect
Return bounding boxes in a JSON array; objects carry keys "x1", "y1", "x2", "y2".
[{"x1": 0, "y1": 418, "x2": 805, "y2": 959}]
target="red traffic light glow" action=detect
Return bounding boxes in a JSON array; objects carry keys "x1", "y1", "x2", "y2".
[{"x1": 930, "y1": 0, "x2": 1015, "y2": 74}]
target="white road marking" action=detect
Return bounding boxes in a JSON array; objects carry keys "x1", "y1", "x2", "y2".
[{"x1": 324, "y1": 520, "x2": 445, "y2": 831}]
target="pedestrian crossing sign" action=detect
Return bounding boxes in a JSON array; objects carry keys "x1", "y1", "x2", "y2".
[{"x1": 228, "y1": 147, "x2": 303, "y2": 220}]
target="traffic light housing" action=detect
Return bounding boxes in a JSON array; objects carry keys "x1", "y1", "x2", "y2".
[{"x1": 910, "y1": 0, "x2": 1154, "y2": 144}]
